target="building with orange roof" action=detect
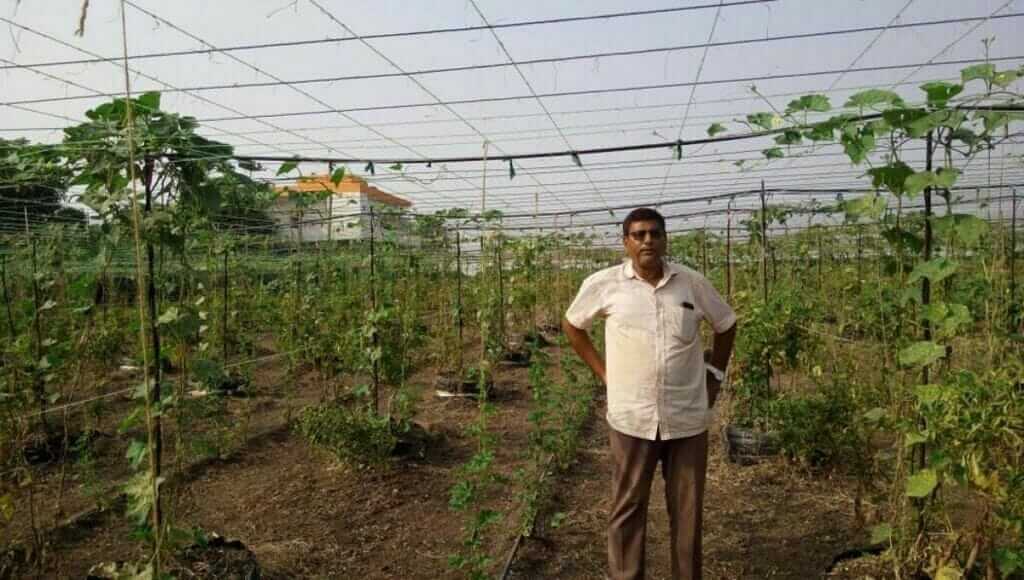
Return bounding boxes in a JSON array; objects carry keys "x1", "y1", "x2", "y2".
[{"x1": 273, "y1": 173, "x2": 413, "y2": 243}]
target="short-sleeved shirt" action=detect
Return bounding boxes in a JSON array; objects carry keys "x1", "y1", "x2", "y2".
[{"x1": 565, "y1": 259, "x2": 736, "y2": 441}]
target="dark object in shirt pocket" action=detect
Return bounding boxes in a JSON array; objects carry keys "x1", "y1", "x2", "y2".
[{"x1": 681, "y1": 301, "x2": 695, "y2": 310}]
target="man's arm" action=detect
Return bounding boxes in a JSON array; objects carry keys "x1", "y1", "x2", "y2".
[
  {"x1": 562, "y1": 318, "x2": 607, "y2": 385},
  {"x1": 706, "y1": 322, "x2": 737, "y2": 408}
]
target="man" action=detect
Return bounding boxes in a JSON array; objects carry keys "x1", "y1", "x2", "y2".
[{"x1": 562, "y1": 207, "x2": 737, "y2": 580}]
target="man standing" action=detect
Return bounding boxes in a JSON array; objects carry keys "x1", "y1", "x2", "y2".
[{"x1": 562, "y1": 208, "x2": 737, "y2": 580}]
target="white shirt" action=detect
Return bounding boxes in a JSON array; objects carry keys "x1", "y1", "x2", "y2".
[{"x1": 565, "y1": 259, "x2": 736, "y2": 441}]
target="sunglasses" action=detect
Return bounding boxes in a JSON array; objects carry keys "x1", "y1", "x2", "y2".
[{"x1": 626, "y1": 229, "x2": 665, "y2": 242}]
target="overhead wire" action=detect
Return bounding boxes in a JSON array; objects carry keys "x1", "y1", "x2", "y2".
[
  {"x1": 0, "y1": 1, "x2": 777, "y2": 71},
  {"x1": 658, "y1": 0, "x2": 726, "y2": 205},
  {"x1": 122, "y1": 1, "x2": 486, "y2": 212},
  {"x1": 304, "y1": 0, "x2": 569, "y2": 213}
]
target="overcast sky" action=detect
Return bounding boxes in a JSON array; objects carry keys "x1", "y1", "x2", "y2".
[{"x1": 2, "y1": 0, "x2": 1023, "y2": 233}]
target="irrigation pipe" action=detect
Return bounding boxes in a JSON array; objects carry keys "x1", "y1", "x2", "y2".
[{"x1": 499, "y1": 454, "x2": 557, "y2": 580}]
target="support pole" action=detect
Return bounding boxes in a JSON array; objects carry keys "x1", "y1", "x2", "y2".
[
  {"x1": 1007, "y1": 189, "x2": 1015, "y2": 305},
  {"x1": 369, "y1": 206, "x2": 379, "y2": 414},
  {"x1": 327, "y1": 162, "x2": 334, "y2": 243},
  {"x1": 28, "y1": 225, "x2": 51, "y2": 437},
  {"x1": 455, "y1": 228, "x2": 464, "y2": 375},
  {"x1": 1011, "y1": 187, "x2": 1018, "y2": 330},
  {"x1": 1, "y1": 254, "x2": 15, "y2": 339},
  {"x1": 142, "y1": 156, "x2": 163, "y2": 537},
  {"x1": 701, "y1": 229, "x2": 708, "y2": 276},
  {"x1": 759, "y1": 180, "x2": 769, "y2": 304},
  {"x1": 726, "y1": 201, "x2": 733, "y2": 299},
  {"x1": 497, "y1": 237, "x2": 506, "y2": 348},
  {"x1": 857, "y1": 228, "x2": 863, "y2": 285},
  {"x1": 222, "y1": 248, "x2": 229, "y2": 363}
]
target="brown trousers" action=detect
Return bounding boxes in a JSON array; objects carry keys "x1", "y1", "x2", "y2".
[{"x1": 607, "y1": 427, "x2": 708, "y2": 580}]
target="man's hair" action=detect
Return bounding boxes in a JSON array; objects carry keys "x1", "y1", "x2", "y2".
[{"x1": 622, "y1": 207, "x2": 666, "y2": 237}]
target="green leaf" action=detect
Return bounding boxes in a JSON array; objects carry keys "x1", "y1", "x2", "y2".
[
  {"x1": 907, "y1": 110, "x2": 966, "y2": 138},
  {"x1": 845, "y1": 89, "x2": 904, "y2": 109},
  {"x1": 934, "y1": 214, "x2": 989, "y2": 245},
  {"x1": 841, "y1": 126, "x2": 876, "y2": 164},
  {"x1": 126, "y1": 439, "x2": 148, "y2": 469},
  {"x1": 157, "y1": 306, "x2": 180, "y2": 326},
  {"x1": 961, "y1": 63, "x2": 995, "y2": 84},
  {"x1": 934, "y1": 565, "x2": 963, "y2": 580},
  {"x1": 785, "y1": 94, "x2": 831, "y2": 114},
  {"x1": 935, "y1": 167, "x2": 959, "y2": 189},
  {"x1": 136, "y1": 91, "x2": 161, "y2": 112},
  {"x1": 907, "y1": 258, "x2": 958, "y2": 284},
  {"x1": 994, "y1": 547, "x2": 1024, "y2": 576},
  {"x1": 388, "y1": 162, "x2": 403, "y2": 171},
  {"x1": 866, "y1": 162, "x2": 913, "y2": 196},
  {"x1": 706, "y1": 122, "x2": 727, "y2": 137},
  {"x1": 898, "y1": 341, "x2": 947, "y2": 367},
  {"x1": 276, "y1": 159, "x2": 299, "y2": 176},
  {"x1": 904, "y1": 169, "x2": 958, "y2": 197},
  {"x1": 746, "y1": 112, "x2": 781, "y2": 131},
  {"x1": 914, "y1": 384, "x2": 946, "y2": 404},
  {"x1": 774, "y1": 129, "x2": 802, "y2": 146},
  {"x1": 330, "y1": 166, "x2": 346, "y2": 186},
  {"x1": 950, "y1": 127, "x2": 980, "y2": 147},
  {"x1": 939, "y1": 303, "x2": 972, "y2": 337},
  {"x1": 882, "y1": 108, "x2": 928, "y2": 131},
  {"x1": 863, "y1": 407, "x2": 887, "y2": 423},
  {"x1": 992, "y1": 69, "x2": 1020, "y2": 88},
  {"x1": 803, "y1": 123, "x2": 836, "y2": 142},
  {"x1": 870, "y1": 523, "x2": 892, "y2": 545},
  {"x1": 762, "y1": 147, "x2": 784, "y2": 159},
  {"x1": 920, "y1": 81, "x2": 963, "y2": 107},
  {"x1": 975, "y1": 110, "x2": 1024, "y2": 133},
  {"x1": 843, "y1": 192, "x2": 887, "y2": 221},
  {"x1": 905, "y1": 468, "x2": 938, "y2": 498},
  {"x1": 904, "y1": 431, "x2": 928, "y2": 447}
]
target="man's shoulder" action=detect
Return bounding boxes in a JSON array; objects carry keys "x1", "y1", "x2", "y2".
[
  {"x1": 667, "y1": 261, "x2": 706, "y2": 283},
  {"x1": 580, "y1": 263, "x2": 625, "y2": 288}
]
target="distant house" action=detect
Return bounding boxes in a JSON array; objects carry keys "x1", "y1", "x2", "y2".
[{"x1": 274, "y1": 173, "x2": 413, "y2": 243}]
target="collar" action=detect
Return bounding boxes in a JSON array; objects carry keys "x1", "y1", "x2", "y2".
[{"x1": 622, "y1": 258, "x2": 680, "y2": 284}]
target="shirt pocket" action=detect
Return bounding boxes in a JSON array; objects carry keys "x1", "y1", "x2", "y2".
[{"x1": 666, "y1": 302, "x2": 699, "y2": 344}]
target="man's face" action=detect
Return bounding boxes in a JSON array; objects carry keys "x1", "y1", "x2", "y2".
[{"x1": 623, "y1": 219, "x2": 667, "y2": 269}]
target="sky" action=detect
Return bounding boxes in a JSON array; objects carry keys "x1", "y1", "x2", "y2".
[{"x1": 1, "y1": 0, "x2": 1023, "y2": 235}]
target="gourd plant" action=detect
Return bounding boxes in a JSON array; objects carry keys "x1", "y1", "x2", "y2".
[
  {"x1": 61, "y1": 91, "x2": 274, "y2": 574},
  {"x1": 0, "y1": 138, "x2": 73, "y2": 449},
  {"x1": 711, "y1": 61, "x2": 1024, "y2": 575},
  {"x1": 448, "y1": 211, "x2": 508, "y2": 579}
]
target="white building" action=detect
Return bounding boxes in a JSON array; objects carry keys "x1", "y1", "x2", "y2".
[{"x1": 274, "y1": 173, "x2": 413, "y2": 243}]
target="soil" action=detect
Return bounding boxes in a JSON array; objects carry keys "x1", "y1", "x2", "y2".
[
  {"x1": 510, "y1": 397, "x2": 872, "y2": 580},
  {"x1": 2, "y1": 343, "x2": 879, "y2": 580}
]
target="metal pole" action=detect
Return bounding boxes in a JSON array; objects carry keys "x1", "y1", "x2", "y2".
[
  {"x1": 1, "y1": 254, "x2": 15, "y2": 339},
  {"x1": 142, "y1": 157, "x2": 163, "y2": 529},
  {"x1": 369, "y1": 206, "x2": 379, "y2": 413},
  {"x1": 222, "y1": 248, "x2": 229, "y2": 363},
  {"x1": 455, "y1": 228, "x2": 464, "y2": 375},
  {"x1": 701, "y1": 229, "x2": 708, "y2": 276},
  {"x1": 726, "y1": 200, "x2": 733, "y2": 299},
  {"x1": 759, "y1": 180, "x2": 769, "y2": 304},
  {"x1": 1007, "y1": 187, "x2": 1015, "y2": 327},
  {"x1": 918, "y1": 131, "x2": 935, "y2": 480},
  {"x1": 481, "y1": 141, "x2": 489, "y2": 213},
  {"x1": 857, "y1": 228, "x2": 863, "y2": 284},
  {"x1": 497, "y1": 237, "x2": 506, "y2": 348},
  {"x1": 327, "y1": 162, "x2": 334, "y2": 243}
]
